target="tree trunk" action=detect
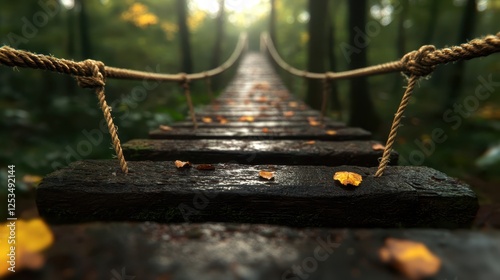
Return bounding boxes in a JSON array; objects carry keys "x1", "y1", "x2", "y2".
[
  {"x1": 328, "y1": 23, "x2": 340, "y2": 114},
  {"x1": 445, "y1": 0, "x2": 477, "y2": 109},
  {"x1": 176, "y1": 0, "x2": 193, "y2": 73},
  {"x1": 423, "y1": 0, "x2": 440, "y2": 45},
  {"x1": 306, "y1": 0, "x2": 329, "y2": 110},
  {"x1": 347, "y1": 0, "x2": 380, "y2": 132},
  {"x1": 210, "y1": 0, "x2": 225, "y2": 90},
  {"x1": 269, "y1": 0, "x2": 277, "y2": 48},
  {"x1": 66, "y1": 7, "x2": 77, "y2": 94},
  {"x1": 77, "y1": 0, "x2": 92, "y2": 59}
]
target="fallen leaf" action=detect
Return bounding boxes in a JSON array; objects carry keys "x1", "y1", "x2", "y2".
[
  {"x1": 22, "y1": 175, "x2": 43, "y2": 187},
  {"x1": 202, "y1": 117, "x2": 213, "y2": 123},
  {"x1": 196, "y1": 164, "x2": 215, "y2": 171},
  {"x1": 239, "y1": 116, "x2": 255, "y2": 122},
  {"x1": 262, "y1": 127, "x2": 269, "y2": 133},
  {"x1": 259, "y1": 170, "x2": 275, "y2": 180},
  {"x1": 372, "y1": 143, "x2": 385, "y2": 151},
  {"x1": 0, "y1": 218, "x2": 53, "y2": 277},
  {"x1": 253, "y1": 82, "x2": 270, "y2": 90},
  {"x1": 283, "y1": 111, "x2": 294, "y2": 117},
  {"x1": 257, "y1": 96, "x2": 268, "y2": 103},
  {"x1": 304, "y1": 140, "x2": 316, "y2": 145},
  {"x1": 219, "y1": 118, "x2": 228, "y2": 124},
  {"x1": 309, "y1": 120, "x2": 320, "y2": 126},
  {"x1": 379, "y1": 238, "x2": 441, "y2": 280},
  {"x1": 289, "y1": 101, "x2": 298, "y2": 108},
  {"x1": 159, "y1": 125, "x2": 172, "y2": 131},
  {"x1": 333, "y1": 171, "x2": 362, "y2": 186},
  {"x1": 174, "y1": 160, "x2": 191, "y2": 169},
  {"x1": 326, "y1": 130, "x2": 337, "y2": 135}
]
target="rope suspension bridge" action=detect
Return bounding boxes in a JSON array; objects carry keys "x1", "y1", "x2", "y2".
[{"x1": 1, "y1": 32, "x2": 500, "y2": 278}]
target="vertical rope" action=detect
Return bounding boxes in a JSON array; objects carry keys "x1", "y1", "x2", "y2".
[
  {"x1": 96, "y1": 88, "x2": 128, "y2": 173},
  {"x1": 181, "y1": 75, "x2": 197, "y2": 129},
  {"x1": 77, "y1": 60, "x2": 128, "y2": 174},
  {"x1": 320, "y1": 78, "x2": 330, "y2": 123},
  {"x1": 204, "y1": 72, "x2": 215, "y2": 102},
  {"x1": 375, "y1": 75, "x2": 418, "y2": 177}
]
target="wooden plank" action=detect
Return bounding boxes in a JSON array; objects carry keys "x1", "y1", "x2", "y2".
[
  {"x1": 37, "y1": 160, "x2": 478, "y2": 227},
  {"x1": 26, "y1": 223, "x2": 500, "y2": 279},
  {"x1": 123, "y1": 139, "x2": 398, "y2": 166},
  {"x1": 149, "y1": 127, "x2": 371, "y2": 140},
  {"x1": 170, "y1": 120, "x2": 346, "y2": 128}
]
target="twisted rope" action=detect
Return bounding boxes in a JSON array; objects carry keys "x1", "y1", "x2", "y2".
[
  {"x1": 264, "y1": 32, "x2": 500, "y2": 177},
  {"x1": 76, "y1": 60, "x2": 128, "y2": 174}
]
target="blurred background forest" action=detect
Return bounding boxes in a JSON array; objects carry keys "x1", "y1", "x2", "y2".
[{"x1": 1, "y1": 0, "x2": 499, "y2": 204}]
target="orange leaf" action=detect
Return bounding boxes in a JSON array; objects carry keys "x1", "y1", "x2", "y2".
[
  {"x1": 379, "y1": 238, "x2": 441, "y2": 280},
  {"x1": 326, "y1": 130, "x2": 337, "y2": 135},
  {"x1": 309, "y1": 120, "x2": 320, "y2": 127},
  {"x1": 253, "y1": 82, "x2": 270, "y2": 90},
  {"x1": 22, "y1": 175, "x2": 43, "y2": 187},
  {"x1": 196, "y1": 164, "x2": 215, "y2": 170},
  {"x1": 219, "y1": 118, "x2": 228, "y2": 124},
  {"x1": 239, "y1": 116, "x2": 255, "y2": 122},
  {"x1": 333, "y1": 171, "x2": 362, "y2": 186},
  {"x1": 174, "y1": 160, "x2": 191, "y2": 168},
  {"x1": 283, "y1": 111, "x2": 294, "y2": 117},
  {"x1": 159, "y1": 125, "x2": 172, "y2": 131},
  {"x1": 259, "y1": 170, "x2": 275, "y2": 180},
  {"x1": 289, "y1": 101, "x2": 298, "y2": 108},
  {"x1": 202, "y1": 117, "x2": 213, "y2": 123},
  {"x1": 304, "y1": 140, "x2": 316, "y2": 145},
  {"x1": 257, "y1": 96, "x2": 268, "y2": 103},
  {"x1": 262, "y1": 127, "x2": 269, "y2": 133},
  {"x1": 372, "y1": 143, "x2": 385, "y2": 151}
]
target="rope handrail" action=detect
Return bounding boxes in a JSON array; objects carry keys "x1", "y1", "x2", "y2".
[
  {"x1": 262, "y1": 31, "x2": 500, "y2": 177},
  {"x1": 0, "y1": 33, "x2": 248, "y2": 174},
  {"x1": 0, "y1": 33, "x2": 247, "y2": 82}
]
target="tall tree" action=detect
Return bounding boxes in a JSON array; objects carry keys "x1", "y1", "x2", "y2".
[
  {"x1": 445, "y1": 0, "x2": 477, "y2": 109},
  {"x1": 210, "y1": 0, "x2": 225, "y2": 90},
  {"x1": 306, "y1": 0, "x2": 329, "y2": 110},
  {"x1": 76, "y1": 0, "x2": 92, "y2": 59},
  {"x1": 327, "y1": 22, "x2": 340, "y2": 114},
  {"x1": 269, "y1": 0, "x2": 277, "y2": 48},
  {"x1": 347, "y1": 0, "x2": 380, "y2": 131},
  {"x1": 176, "y1": 0, "x2": 193, "y2": 73}
]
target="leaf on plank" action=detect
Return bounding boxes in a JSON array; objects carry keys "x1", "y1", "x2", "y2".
[
  {"x1": 379, "y1": 238, "x2": 441, "y2": 280},
  {"x1": 196, "y1": 164, "x2": 215, "y2": 171},
  {"x1": 174, "y1": 160, "x2": 191, "y2": 169},
  {"x1": 259, "y1": 170, "x2": 275, "y2": 180},
  {"x1": 159, "y1": 125, "x2": 173, "y2": 131},
  {"x1": 333, "y1": 171, "x2": 362, "y2": 186}
]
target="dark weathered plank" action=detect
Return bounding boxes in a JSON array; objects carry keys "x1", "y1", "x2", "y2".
[
  {"x1": 13, "y1": 223, "x2": 500, "y2": 280},
  {"x1": 149, "y1": 127, "x2": 371, "y2": 140},
  {"x1": 171, "y1": 120, "x2": 346, "y2": 128},
  {"x1": 37, "y1": 160, "x2": 477, "y2": 227},
  {"x1": 123, "y1": 139, "x2": 398, "y2": 166}
]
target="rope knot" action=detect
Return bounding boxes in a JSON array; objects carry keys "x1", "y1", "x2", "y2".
[
  {"x1": 401, "y1": 45, "x2": 436, "y2": 77},
  {"x1": 76, "y1": 59, "x2": 106, "y2": 88}
]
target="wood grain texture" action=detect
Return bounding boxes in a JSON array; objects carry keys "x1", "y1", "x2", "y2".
[
  {"x1": 123, "y1": 139, "x2": 398, "y2": 166},
  {"x1": 37, "y1": 160, "x2": 477, "y2": 227}
]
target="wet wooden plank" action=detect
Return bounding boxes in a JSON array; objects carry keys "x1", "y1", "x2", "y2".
[
  {"x1": 37, "y1": 160, "x2": 477, "y2": 227},
  {"x1": 171, "y1": 120, "x2": 345, "y2": 128},
  {"x1": 123, "y1": 139, "x2": 398, "y2": 166},
  {"x1": 149, "y1": 126, "x2": 371, "y2": 140},
  {"x1": 13, "y1": 223, "x2": 500, "y2": 280}
]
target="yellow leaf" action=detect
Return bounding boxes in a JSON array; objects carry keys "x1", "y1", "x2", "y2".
[
  {"x1": 372, "y1": 143, "x2": 385, "y2": 151},
  {"x1": 202, "y1": 117, "x2": 213, "y2": 123},
  {"x1": 379, "y1": 238, "x2": 441, "y2": 280},
  {"x1": 289, "y1": 101, "x2": 298, "y2": 108},
  {"x1": 304, "y1": 140, "x2": 316, "y2": 145},
  {"x1": 174, "y1": 160, "x2": 191, "y2": 169},
  {"x1": 239, "y1": 116, "x2": 255, "y2": 122},
  {"x1": 22, "y1": 175, "x2": 43, "y2": 187},
  {"x1": 259, "y1": 170, "x2": 275, "y2": 180},
  {"x1": 333, "y1": 171, "x2": 362, "y2": 186},
  {"x1": 326, "y1": 130, "x2": 337, "y2": 135},
  {"x1": 159, "y1": 125, "x2": 172, "y2": 131},
  {"x1": 283, "y1": 111, "x2": 294, "y2": 117},
  {"x1": 0, "y1": 219, "x2": 53, "y2": 277}
]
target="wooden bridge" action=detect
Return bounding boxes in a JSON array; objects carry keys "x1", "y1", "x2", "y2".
[{"x1": 29, "y1": 52, "x2": 499, "y2": 279}]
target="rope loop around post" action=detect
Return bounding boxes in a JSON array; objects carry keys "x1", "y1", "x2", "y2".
[
  {"x1": 74, "y1": 59, "x2": 129, "y2": 174},
  {"x1": 400, "y1": 45, "x2": 437, "y2": 77}
]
